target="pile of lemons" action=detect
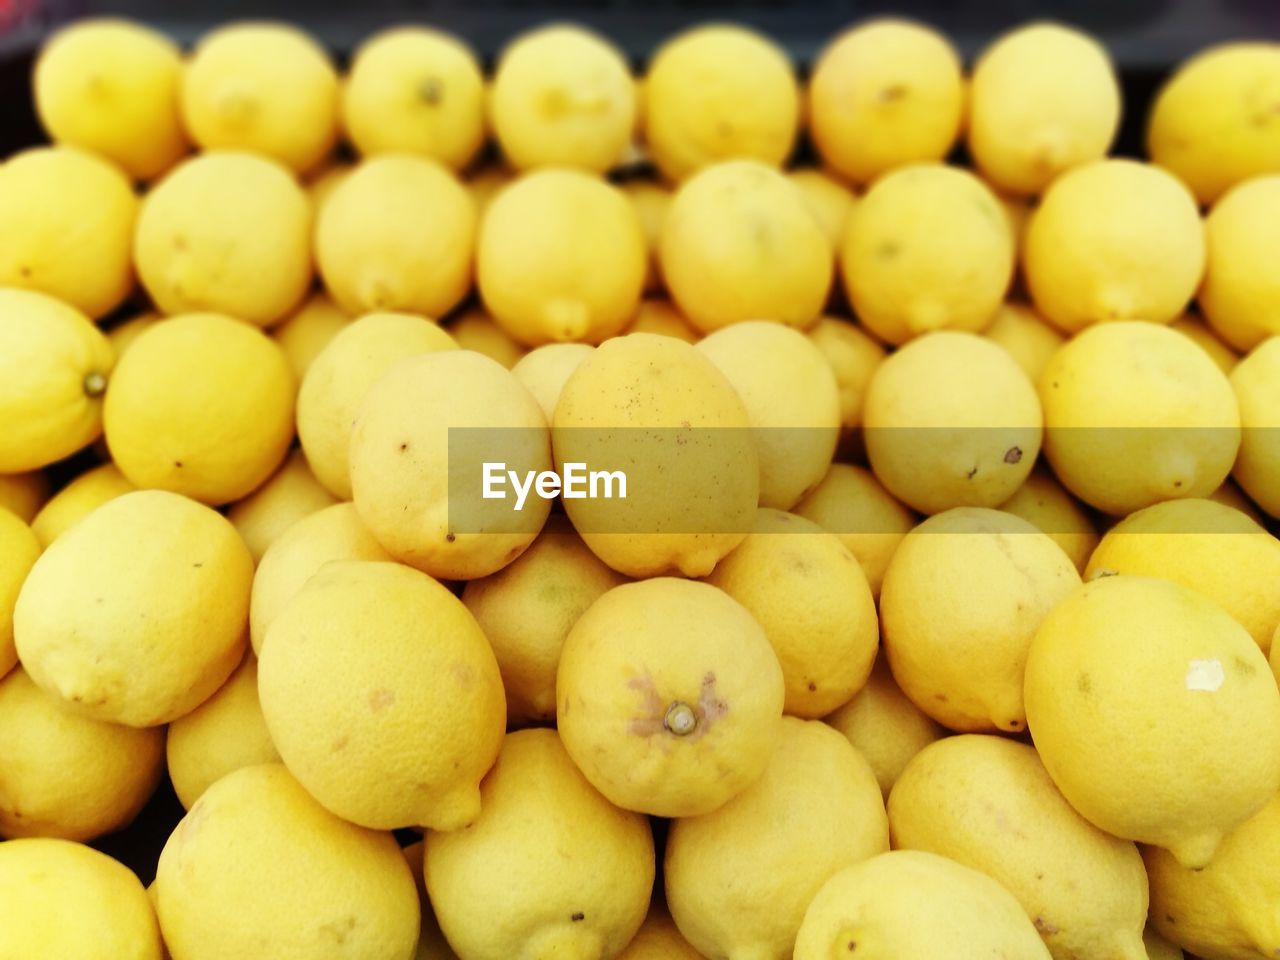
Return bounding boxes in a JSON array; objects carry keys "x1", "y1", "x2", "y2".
[{"x1": 2, "y1": 13, "x2": 1280, "y2": 960}]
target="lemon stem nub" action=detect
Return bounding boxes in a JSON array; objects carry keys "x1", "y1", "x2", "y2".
[
  {"x1": 664, "y1": 701, "x2": 697, "y2": 737},
  {"x1": 83, "y1": 372, "x2": 107, "y2": 397}
]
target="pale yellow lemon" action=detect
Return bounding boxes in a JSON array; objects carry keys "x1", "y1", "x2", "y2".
[
  {"x1": 466, "y1": 165, "x2": 513, "y2": 216},
  {"x1": 400, "y1": 841, "x2": 458, "y2": 960},
  {"x1": 984, "y1": 302, "x2": 1067, "y2": 383},
  {"x1": 270, "y1": 292, "x2": 351, "y2": 381},
  {"x1": 104, "y1": 310, "x2": 158, "y2": 361},
  {"x1": 0, "y1": 508, "x2": 41, "y2": 679},
  {"x1": 510, "y1": 343, "x2": 595, "y2": 421},
  {"x1": 1200, "y1": 175, "x2": 1280, "y2": 350},
  {"x1": 997, "y1": 465, "x2": 1099, "y2": 573},
  {"x1": 617, "y1": 903, "x2": 705, "y2": 960},
  {"x1": 788, "y1": 168, "x2": 857, "y2": 250},
  {"x1": 1231, "y1": 337, "x2": 1280, "y2": 517},
  {"x1": 1145, "y1": 927, "x2": 1186, "y2": 960},
  {"x1": 30, "y1": 461, "x2": 135, "y2": 547},
  {"x1": 227, "y1": 450, "x2": 338, "y2": 562},
  {"x1": 622, "y1": 179, "x2": 671, "y2": 292},
  {"x1": 445, "y1": 307, "x2": 526, "y2": 368},
  {"x1": 805, "y1": 317, "x2": 886, "y2": 433},
  {"x1": 623, "y1": 297, "x2": 700, "y2": 342},
  {"x1": 1170, "y1": 314, "x2": 1240, "y2": 373},
  {"x1": 307, "y1": 160, "x2": 352, "y2": 217}
]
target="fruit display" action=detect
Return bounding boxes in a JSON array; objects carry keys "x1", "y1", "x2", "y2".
[{"x1": 3, "y1": 10, "x2": 1280, "y2": 959}]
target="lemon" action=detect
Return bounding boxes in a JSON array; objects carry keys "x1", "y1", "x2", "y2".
[
  {"x1": 104, "y1": 313, "x2": 295, "y2": 505},
  {"x1": 298, "y1": 311, "x2": 458, "y2": 499},
  {"x1": 350, "y1": 350, "x2": 551, "y2": 579},
  {"x1": 104, "y1": 310, "x2": 159, "y2": 360},
  {"x1": 1172, "y1": 314, "x2": 1240, "y2": 373},
  {"x1": 1210, "y1": 478, "x2": 1265, "y2": 522},
  {"x1": 1087, "y1": 498, "x2": 1280, "y2": 653},
  {"x1": 824, "y1": 657, "x2": 944, "y2": 800},
  {"x1": 622, "y1": 179, "x2": 670, "y2": 292},
  {"x1": 968, "y1": 23, "x2": 1120, "y2": 196},
  {"x1": 889, "y1": 735, "x2": 1149, "y2": 960},
  {"x1": 997, "y1": 465, "x2": 1099, "y2": 573},
  {"x1": 1039, "y1": 321, "x2": 1240, "y2": 515},
  {"x1": 259, "y1": 560, "x2": 505, "y2": 830},
  {"x1": 0, "y1": 471, "x2": 47, "y2": 523},
  {"x1": 0, "y1": 838, "x2": 163, "y2": 960},
  {"x1": 478, "y1": 169, "x2": 645, "y2": 345},
  {"x1": 462, "y1": 515, "x2": 624, "y2": 726},
  {"x1": 308, "y1": 160, "x2": 353, "y2": 216},
  {"x1": 1145, "y1": 927, "x2": 1186, "y2": 960},
  {"x1": 166, "y1": 655, "x2": 279, "y2": 810},
  {"x1": 1023, "y1": 160, "x2": 1205, "y2": 332},
  {"x1": 1200, "y1": 175, "x2": 1280, "y2": 350},
  {"x1": 271, "y1": 292, "x2": 352, "y2": 381},
  {"x1": 400, "y1": 841, "x2": 458, "y2": 960},
  {"x1": 805, "y1": 317, "x2": 886, "y2": 435},
  {"x1": 1146, "y1": 793, "x2": 1280, "y2": 960},
  {"x1": 788, "y1": 168, "x2": 857, "y2": 251},
  {"x1": 551, "y1": 333, "x2": 758, "y2": 578},
  {"x1": 182, "y1": 23, "x2": 338, "y2": 174},
  {"x1": 617, "y1": 903, "x2": 704, "y2": 960},
  {"x1": 808, "y1": 19, "x2": 964, "y2": 186},
  {"x1": 0, "y1": 508, "x2": 41, "y2": 678},
  {"x1": 510, "y1": 343, "x2": 595, "y2": 420},
  {"x1": 661, "y1": 160, "x2": 831, "y2": 332},
  {"x1": 623, "y1": 297, "x2": 700, "y2": 342},
  {"x1": 1025, "y1": 575, "x2": 1280, "y2": 867},
  {"x1": 0, "y1": 667, "x2": 163, "y2": 841},
  {"x1": 426, "y1": 729, "x2": 653, "y2": 960},
  {"x1": 840, "y1": 164, "x2": 1014, "y2": 344},
  {"x1": 446, "y1": 307, "x2": 527, "y2": 367},
  {"x1": 34, "y1": 18, "x2": 188, "y2": 181},
  {"x1": 0, "y1": 146, "x2": 137, "y2": 319},
  {"x1": 316, "y1": 154, "x2": 475, "y2": 318},
  {"x1": 249, "y1": 502, "x2": 390, "y2": 654},
  {"x1": 557, "y1": 577, "x2": 784, "y2": 816},
  {"x1": 882, "y1": 507, "x2": 1080, "y2": 733},
  {"x1": 14, "y1": 489, "x2": 251, "y2": 727},
  {"x1": 29, "y1": 461, "x2": 135, "y2": 547},
  {"x1": 467, "y1": 165, "x2": 513, "y2": 216},
  {"x1": 863, "y1": 331, "x2": 1041, "y2": 514},
  {"x1": 795, "y1": 850, "x2": 1052, "y2": 960},
  {"x1": 792, "y1": 464, "x2": 915, "y2": 600},
  {"x1": 1232, "y1": 337, "x2": 1280, "y2": 517},
  {"x1": 155, "y1": 763, "x2": 420, "y2": 960},
  {"x1": 1148, "y1": 43, "x2": 1280, "y2": 204},
  {"x1": 643, "y1": 24, "x2": 798, "y2": 181},
  {"x1": 227, "y1": 450, "x2": 338, "y2": 562},
  {"x1": 984, "y1": 302, "x2": 1067, "y2": 383},
  {"x1": 0, "y1": 288, "x2": 113, "y2": 474},
  {"x1": 342, "y1": 27, "x2": 486, "y2": 170},
  {"x1": 667, "y1": 717, "x2": 888, "y2": 959},
  {"x1": 705, "y1": 509, "x2": 877, "y2": 718},
  {"x1": 490, "y1": 25, "x2": 636, "y2": 172}
]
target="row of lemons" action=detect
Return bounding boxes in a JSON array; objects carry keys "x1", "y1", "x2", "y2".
[{"x1": 1, "y1": 11, "x2": 1280, "y2": 960}]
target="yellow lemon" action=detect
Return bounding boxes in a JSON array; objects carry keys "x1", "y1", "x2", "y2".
[
  {"x1": 997, "y1": 465, "x2": 1098, "y2": 573},
  {"x1": 182, "y1": 23, "x2": 338, "y2": 174},
  {"x1": 104, "y1": 310, "x2": 159, "y2": 361},
  {"x1": 984, "y1": 301, "x2": 1067, "y2": 383},
  {"x1": 104, "y1": 313, "x2": 295, "y2": 505},
  {"x1": 445, "y1": 307, "x2": 527, "y2": 367},
  {"x1": 667, "y1": 717, "x2": 888, "y2": 959},
  {"x1": 889, "y1": 735, "x2": 1149, "y2": 960},
  {"x1": 400, "y1": 841, "x2": 458, "y2": 960},
  {"x1": 661, "y1": 160, "x2": 832, "y2": 332},
  {"x1": 623, "y1": 297, "x2": 700, "y2": 342},
  {"x1": 1170, "y1": 315, "x2": 1240, "y2": 374},
  {"x1": 1145, "y1": 927, "x2": 1186, "y2": 960},
  {"x1": 0, "y1": 667, "x2": 164, "y2": 841},
  {"x1": 1210, "y1": 478, "x2": 1265, "y2": 522},
  {"x1": 1087, "y1": 498, "x2": 1280, "y2": 653},
  {"x1": 297, "y1": 311, "x2": 458, "y2": 499},
  {"x1": 551, "y1": 333, "x2": 758, "y2": 578},
  {"x1": 805, "y1": 317, "x2": 886, "y2": 434},
  {"x1": 478, "y1": 168, "x2": 646, "y2": 345},
  {"x1": 0, "y1": 508, "x2": 41, "y2": 678},
  {"x1": 461, "y1": 515, "x2": 626, "y2": 725},
  {"x1": 316, "y1": 154, "x2": 475, "y2": 318},
  {"x1": 0, "y1": 146, "x2": 137, "y2": 318},
  {"x1": 882, "y1": 507, "x2": 1080, "y2": 733},
  {"x1": 1200, "y1": 175, "x2": 1280, "y2": 350},
  {"x1": 260, "y1": 561, "x2": 505, "y2": 830},
  {"x1": 795, "y1": 850, "x2": 1052, "y2": 960},
  {"x1": 1025, "y1": 575, "x2": 1280, "y2": 867},
  {"x1": 490, "y1": 25, "x2": 636, "y2": 172},
  {"x1": 249, "y1": 502, "x2": 390, "y2": 654},
  {"x1": 226, "y1": 450, "x2": 338, "y2": 562},
  {"x1": 510, "y1": 343, "x2": 595, "y2": 421},
  {"x1": 14, "y1": 489, "x2": 251, "y2": 727},
  {"x1": 426, "y1": 729, "x2": 653, "y2": 959},
  {"x1": 1231, "y1": 337, "x2": 1280, "y2": 517},
  {"x1": 466, "y1": 165, "x2": 513, "y2": 217},
  {"x1": 0, "y1": 838, "x2": 163, "y2": 960},
  {"x1": 617, "y1": 903, "x2": 705, "y2": 960},
  {"x1": 788, "y1": 168, "x2": 857, "y2": 251},
  {"x1": 840, "y1": 164, "x2": 1014, "y2": 344},
  {"x1": 270, "y1": 292, "x2": 351, "y2": 381},
  {"x1": 342, "y1": 27, "x2": 486, "y2": 170},
  {"x1": 1024, "y1": 160, "x2": 1205, "y2": 331},
  {"x1": 622, "y1": 179, "x2": 671, "y2": 292},
  {"x1": 166, "y1": 655, "x2": 279, "y2": 810},
  {"x1": 969, "y1": 23, "x2": 1120, "y2": 196},
  {"x1": 34, "y1": 18, "x2": 188, "y2": 181},
  {"x1": 863, "y1": 331, "x2": 1041, "y2": 514},
  {"x1": 1148, "y1": 43, "x2": 1280, "y2": 204},
  {"x1": 1146, "y1": 792, "x2": 1280, "y2": 960},
  {"x1": 0, "y1": 471, "x2": 47, "y2": 523},
  {"x1": 643, "y1": 24, "x2": 798, "y2": 181},
  {"x1": 1040, "y1": 321, "x2": 1240, "y2": 515},
  {"x1": 824, "y1": 656, "x2": 944, "y2": 800},
  {"x1": 155, "y1": 763, "x2": 420, "y2": 960},
  {"x1": 705, "y1": 509, "x2": 878, "y2": 718},
  {"x1": 307, "y1": 160, "x2": 353, "y2": 216},
  {"x1": 30, "y1": 461, "x2": 134, "y2": 548},
  {"x1": 808, "y1": 19, "x2": 964, "y2": 186},
  {"x1": 557, "y1": 577, "x2": 785, "y2": 817}
]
